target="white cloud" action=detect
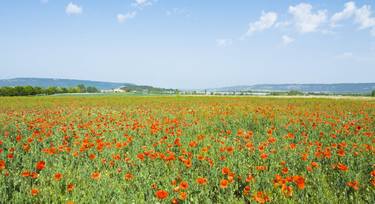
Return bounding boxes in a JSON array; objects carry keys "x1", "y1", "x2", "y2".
[
  {"x1": 282, "y1": 35, "x2": 295, "y2": 45},
  {"x1": 354, "y1": 5, "x2": 375, "y2": 29},
  {"x1": 166, "y1": 8, "x2": 190, "y2": 17},
  {"x1": 40, "y1": 0, "x2": 49, "y2": 4},
  {"x1": 216, "y1": 39, "x2": 233, "y2": 48},
  {"x1": 331, "y1": 2, "x2": 375, "y2": 35},
  {"x1": 133, "y1": 0, "x2": 153, "y2": 8},
  {"x1": 246, "y1": 11, "x2": 278, "y2": 35},
  {"x1": 135, "y1": 0, "x2": 148, "y2": 4},
  {"x1": 289, "y1": 3, "x2": 326, "y2": 33},
  {"x1": 65, "y1": 2, "x2": 82, "y2": 15},
  {"x1": 331, "y1": 1, "x2": 356, "y2": 26},
  {"x1": 275, "y1": 21, "x2": 291, "y2": 29},
  {"x1": 117, "y1": 12, "x2": 137, "y2": 23}
]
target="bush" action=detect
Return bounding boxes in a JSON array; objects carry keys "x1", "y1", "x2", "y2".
[{"x1": 287, "y1": 90, "x2": 304, "y2": 96}]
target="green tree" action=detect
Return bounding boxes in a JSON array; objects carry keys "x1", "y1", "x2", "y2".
[
  {"x1": 14, "y1": 86, "x2": 26, "y2": 96},
  {"x1": 0, "y1": 85, "x2": 98, "y2": 96},
  {"x1": 372, "y1": 90, "x2": 375, "y2": 97},
  {"x1": 287, "y1": 90, "x2": 304, "y2": 96},
  {"x1": 44, "y1": 87, "x2": 58, "y2": 95},
  {"x1": 23, "y1": 86, "x2": 35, "y2": 96},
  {"x1": 77, "y1": 84, "x2": 86, "y2": 93},
  {"x1": 86, "y1": 86, "x2": 99, "y2": 93},
  {"x1": 0, "y1": 87, "x2": 12, "y2": 96},
  {"x1": 34, "y1": 87, "x2": 43, "y2": 95}
]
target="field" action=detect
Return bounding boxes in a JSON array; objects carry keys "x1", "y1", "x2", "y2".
[{"x1": 0, "y1": 96, "x2": 374, "y2": 203}]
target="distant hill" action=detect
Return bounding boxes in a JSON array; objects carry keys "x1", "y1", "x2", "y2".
[
  {"x1": 0, "y1": 78, "x2": 133, "y2": 90},
  {"x1": 208, "y1": 83, "x2": 375, "y2": 94},
  {"x1": 2, "y1": 78, "x2": 374, "y2": 94}
]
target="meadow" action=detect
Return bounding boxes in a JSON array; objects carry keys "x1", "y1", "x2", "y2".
[{"x1": 0, "y1": 96, "x2": 374, "y2": 203}]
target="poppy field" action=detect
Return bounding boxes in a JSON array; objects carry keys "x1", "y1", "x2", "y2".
[{"x1": 0, "y1": 96, "x2": 374, "y2": 203}]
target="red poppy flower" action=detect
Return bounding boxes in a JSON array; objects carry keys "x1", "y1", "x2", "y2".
[
  {"x1": 124, "y1": 173, "x2": 133, "y2": 180},
  {"x1": 336, "y1": 163, "x2": 348, "y2": 171},
  {"x1": 346, "y1": 180, "x2": 359, "y2": 190},
  {"x1": 196, "y1": 177, "x2": 207, "y2": 185},
  {"x1": 179, "y1": 192, "x2": 187, "y2": 200},
  {"x1": 155, "y1": 190, "x2": 168, "y2": 199},
  {"x1": 91, "y1": 172, "x2": 101, "y2": 180},
  {"x1": 222, "y1": 167, "x2": 230, "y2": 175},
  {"x1": 36, "y1": 161, "x2": 45, "y2": 171},
  {"x1": 31, "y1": 188, "x2": 39, "y2": 196},
  {"x1": 21, "y1": 171, "x2": 31, "y2": 177},
  {"x1": 220, "y1": 179, "x2": 229, "y2": 188},
  {"x1": 253, "y1": 191, "x2": 270, "y2": 203},
  {"x1": 179, "y1": 181, "x2": 189, "y2": 190},
  {"x1": 67, "y1": 183, "x2": 74, "y2": 192},
  {"x1": 293, "y1": 176, "x2": 305, "y2": 190},
  {"x1": 0, "y1": 160, "x2": 5, "y2": 170},
  {"x1": 54, "y1": 173, "x2": 63, "y2": 181},
  {"x1": 31, "y1": 172, "x2": 39, "y2": 179}
]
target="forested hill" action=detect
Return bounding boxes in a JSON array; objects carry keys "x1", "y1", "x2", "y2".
[
  {"x1": 0, "y1": 78, "x2": 131, "y2": 90},
  {"x1": 208, "y1": 83, "x2": 375, "y2": 94}
]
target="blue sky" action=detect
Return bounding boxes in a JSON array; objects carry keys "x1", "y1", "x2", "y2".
[{"x1": 1, "y1": 0, "x2": 375, "y2": 89}]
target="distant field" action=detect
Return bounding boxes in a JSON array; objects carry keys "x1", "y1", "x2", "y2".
[{"x1": 0, "y1": 96, "x2": 374, "y2": 203}]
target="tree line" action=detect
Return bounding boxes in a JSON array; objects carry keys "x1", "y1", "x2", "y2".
[{"x1": 0, "y1": 84, "x2": 99, "y2": 96}]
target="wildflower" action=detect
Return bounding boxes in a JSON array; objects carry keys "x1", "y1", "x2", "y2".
[
  {"x1": 246, "y1": 174, "x2": 255, "y2": 182},
  {"x1": 179, "y1": 192, "x2": 187, "y2": 200},
  {"x1": 67, "y1": 183, "x2": 74, "y2": 192},
  {"x1": 36, "y1": 161, "x2": 45, "y2": 171},
  {"x1": 124, "y1": 173, "x2": 133, "y2": 181},
  {"x1": 336, "y1": 163, "x2": 348, "y2": 171},
  {"x1": 243, "y1": 185, "x2": 251, "y2": 195},
  {"x1": 91, "y1": 172, "x2": 101, "y2": 180},
  {"x1": 31, "y1": 172, "x2": 39, "y2": 179},
  {"x1": 196, "y1": 177, "x2": 207, "y2": 185},
  {"x1": 253, "y1": 191, "x2": 270, "y2": 203},
  {"x1": 54, "y1": 173, "x2": 63, "y2": 181},
  {"x1": 281, "y1": 167, "x2": 288, "y2": 174},
  {"x1": 227, "y1": 173, "x2": 235, "y2": 183},
  {"x1": 346, "y1": 180, "x2": 359, "y2": 190},
  {"x1": 0, "y1": 160, "x2": 6, "y2": 170},
  {"x1": 220, "y1": 179, "x2": 229, "y2": 188},
  {"x1": 311, "y1": 162, "x2": 319, "y2": 168},
  {"x1": 189, "y1": 141, "x2": 197, "y2": 147},
  {"x1": 337, "y1": 149, "x2": 345, "y2": 157},
  {"x1": 31, "y1": 188, "x2": 39, "y2": 196},
  {"x1": 137, "y1": 153, "x2": 145, "y2": 161},
  {"x1": 89, "y1": 154, "x2": 96, "y2": 160},
  {"x1": 222, "y1": 167, "x2": 230, "y2": 175},
  {"x1": 155, "y1": 190, "x2": 168, "y2": 199},
  {"x1": 151, "y1": 183, "x2": 157, "y2": 189},
  {"x1": 171, "y1": 198, "x2": 179, "y2": 204},
  {"x1": 282, "y1": 185, "x2": 293, "y2": 197},
  {"x1": 179, "y1": 181, "x2": 189, "y2": 190},
  {"x1": 293, "y1": 176, "x2": 305, "y2": 190},
  {"x1": 171, "y1": 179, "x2": 177, "y2": 186},
  {"x1": 21, "y1": 171, "x2": 31, "y2": 177},
  {"x1": 256, "y1": 166, "x2": 267, "y2": 171}
]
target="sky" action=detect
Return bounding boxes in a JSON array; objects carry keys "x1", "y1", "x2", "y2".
[{"x1": 1, "y1": 0, "x2": 375, "y2": 89}]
